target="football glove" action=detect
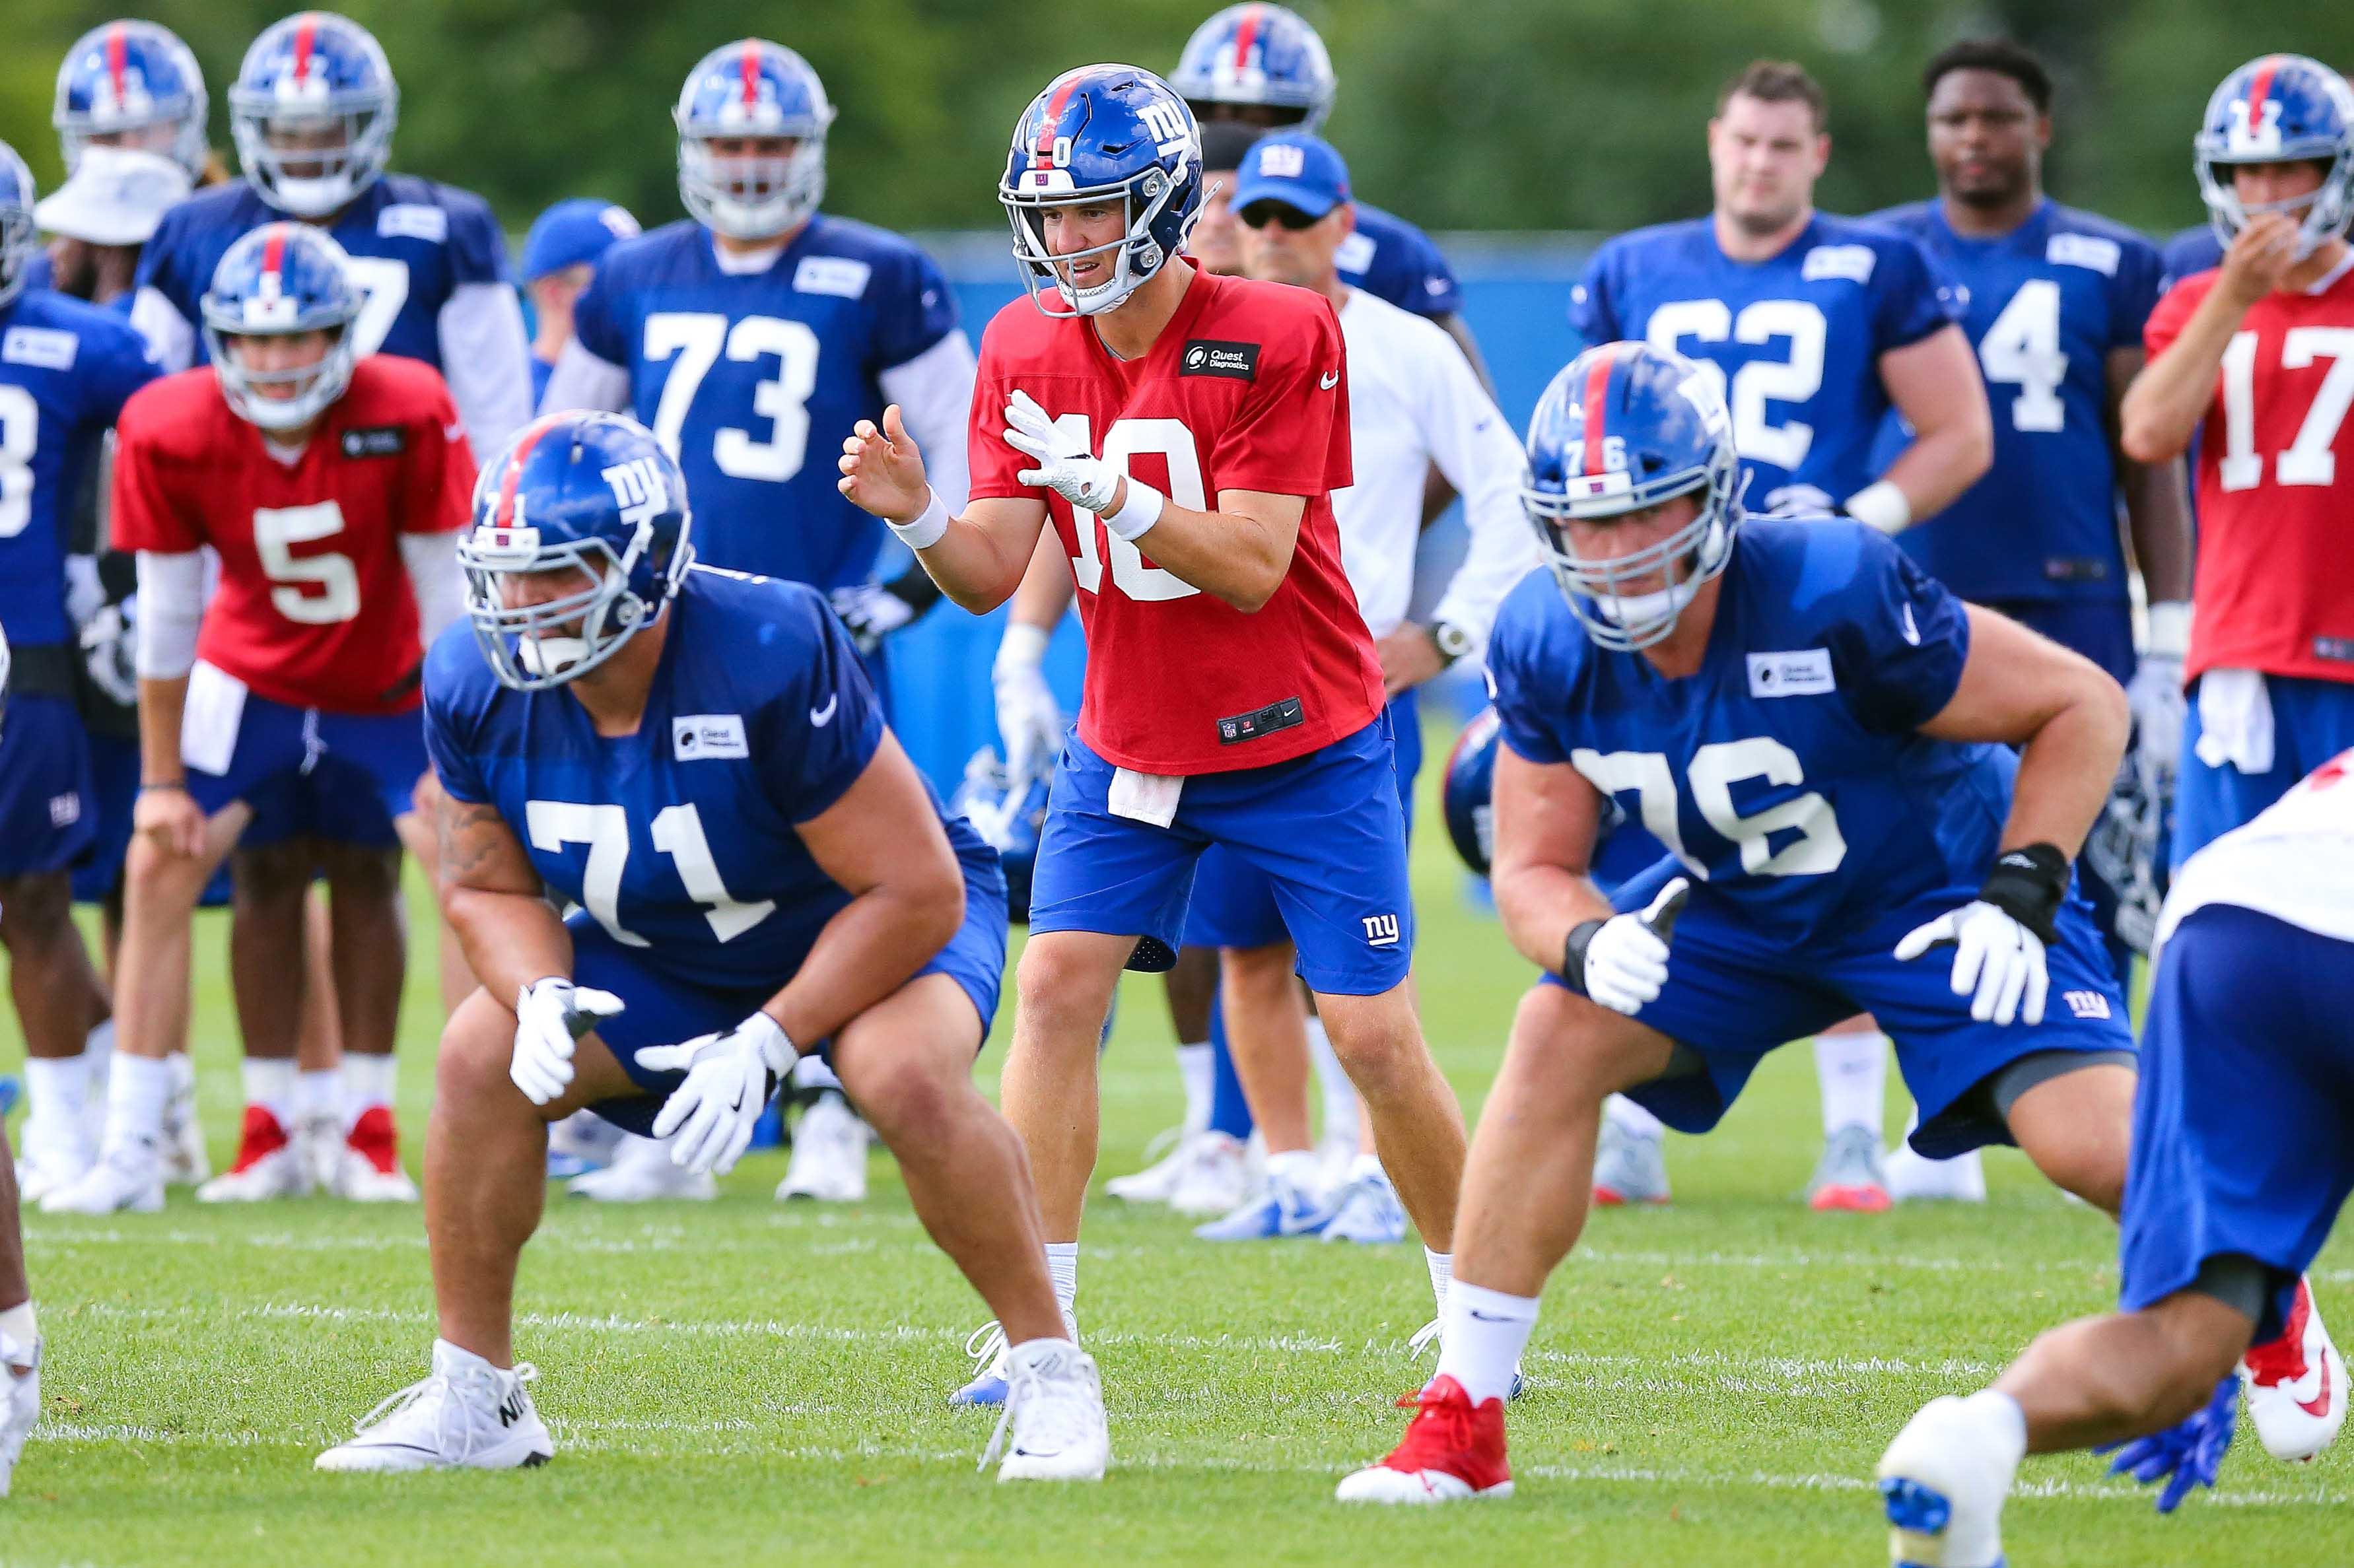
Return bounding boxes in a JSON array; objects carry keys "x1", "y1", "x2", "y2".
[
  {"x1": 1894, "y1": 844, "x2": 2069, "y2": 1027},
  {"x1": 77, "y1": 602, "x2": 139, "y2": 709},
  {"x1": 1560, "y1": 877, "x2": 1688, "y2": 1016},
  {"x1": 992, "y1": 632, "x2": 1062, "y2": 784},
  {"x1": 641, "y1": 1012, "x2": 800, "y2": 1176},
  {"x1": 511, "y1": 977, "x2": 626, "y2": 1105},
  {"x1": 829, "y1": 568, "x2": 942, "y2": 657},
  {"x1": 2096, "y1": 1373, "x2": 2238, "y2": 1513},
  {"x1": 2128, "y1": 601, "x2": 2190, "y2": 782},
  {"x1": 1002, "y1": 390, "x2": 1121, "y2": 512}
]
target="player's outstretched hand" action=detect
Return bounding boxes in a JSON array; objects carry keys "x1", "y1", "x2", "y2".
[
  {"x1": 1565, "y1": 877, "x2": 1688, "y2": 1016},
  {"x1": 1002, "y1": 390, "x2": 1122, "y2": 513},
  {"x1": 1894, "y1": 900, "x2": 2050, "y2": 1026},
  {"x1": 2218, "y1": 211, "x2": 2302, "y2": 308},
  {"x1": 837, "y1": 404, "x2": 930, "y2": 524},
  {"x1": 2096, "y1": 1373, "x2": 2238, "y2": 1513},
  {"x1": 642, "y1": 1012, "x2": 800, "y2": 1176},
  {"x1": 133, "y1": 783, "x2": 208, "y2": 861},
  {"x1": 512, "y1": 977, "x2": 625, "y2": 1105}
]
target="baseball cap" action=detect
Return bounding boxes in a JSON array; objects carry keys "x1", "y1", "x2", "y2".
[
  {"x1": 1198, "y1": 120, "x2": 1264, "y2": 176},
  {"x1": 520, "y1": 198, "x2": 640, "y2": 283},
  {"x1": 34, "y1": 147, "x2": 191, "y2": 247},
  {"x1": 1229, "y1": 131, "x2": 1350, "y2": 219}
]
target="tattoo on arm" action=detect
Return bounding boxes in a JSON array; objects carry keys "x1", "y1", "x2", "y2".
[{"x1": 438, "y1": 798, "x2": 539, "y2": 895}]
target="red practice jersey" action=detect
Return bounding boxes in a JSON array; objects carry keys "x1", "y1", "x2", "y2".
[
  {"x1": 2147, "y1": 259, "x2": 2354, "y2": 686},
  {"x1": 968, "y1": 269, "x2": 1382, "y2": 774},
  {"x1": 112, "y1": 356, "x2": 475, "y2": 716}
]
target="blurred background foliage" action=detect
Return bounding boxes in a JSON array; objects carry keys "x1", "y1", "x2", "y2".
[{"x1": 2, "y1": 0, "x2": 2349, "y2": 239}]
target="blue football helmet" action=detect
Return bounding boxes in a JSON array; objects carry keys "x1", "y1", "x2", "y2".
[
  {"x1": 2196, "y1": 55, "x2": 2354, "y2": 258},
  {"x1": 1000, "y1": 64, "x2": 1204, "y2": 317},
  {"x1": 1523, "y1": 341, "x2": 1745, "y2": 652},
  {"x1": 0, "y1": 143, "x2": 35, "y2": 312},
  {"x1": 674, "y1": 40, "x2": 836, "y2": 242},
  {"x1": 1171, "y1": 5, "x2": 1336, "y2": 131},
  {"x1": 950, "y1": 747, "x2": 1051, "y2": 923},
  {"x1": 53, "y1": 20, "x2": 210, "y2": 179},
  {"x1": 462, "y1": 412, "x2": 696, "y2": 691},
  {"x1": 1440, "y1": 707, "x2": 1504, "y2": 877},
  {"x1": 230, "y1": 11, "x2": 398, "y2": 217},
  {"x1": 200, "y1": 222, "x2": 362, "y2": 430}
]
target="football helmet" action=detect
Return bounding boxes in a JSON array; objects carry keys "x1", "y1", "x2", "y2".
[
  {"x1": 1000, "y1": 64, "x2": 1203, "y2": 317},
  {"x1": 674, "y1": 40, "x2": 836, "y2": 241},
  {"x1": 461, "y1": 412, "x2": 695, "y2": 692},
  {"x1": 229, "y1": 12, "x2": 398, "y2": 217},
  {"x1": 2084, "y1": 742, "x2": 2170, "y2": 956},
  {"x1": 0, "y1": 143, "x2": 34, "y2": 311},
  {"x1": 1523, "y1": 341, "x2": 1745, "y2": 652},
  {"x1": 1171, "y1": 5, "x2": 1336, "y2": 131},
  {"x1": 2196, "y1": 55, "x2": 2354, "y2": 258},
  {"x1": 950, "y1": 748, "x2": 1051, "y2": 923},
  {"x1": 1441, "y1": 708, "x2": 1504, "y2": 877},
  {"x1": 53, "y1": 20, "x2": 210, "y2": 179},
  {"x1": 199, "y1": 222, "x2": 362, "y2": 431}
]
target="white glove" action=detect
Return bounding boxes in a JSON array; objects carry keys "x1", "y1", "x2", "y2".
[
  {"x1": 1894, "y1": 901, "x2": 2048, "y2": 1026},
  {"x1": 992, "y1": 627, "x2": 1062, "y2": 782},
  {"x1": 2128, "y1": 601, "x2": 2190, "y2": 781},
  {"x1": 511, "y1": 977, "x2": 626, "y2": 1106},
  {"x1": 1002, "y1": 390, "x2": 1121, "y2": 512},
  {"x1": 1566, "y1": 877, "x2": 1688, "y2": 1016},
  {"x1": 641, "y1": 1012, "x2": 800, "y2": 1175}
]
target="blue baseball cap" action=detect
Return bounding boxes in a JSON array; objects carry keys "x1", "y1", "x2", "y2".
[
  {"x1": 520, "y1": 198, "x2": 640, "y2": 283},
  {"x1": 1229, "y1": 131, "x2": 1350, "y2": 219}
]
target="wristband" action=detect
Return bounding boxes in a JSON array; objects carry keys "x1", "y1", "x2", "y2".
[
  {"x1": 139, "y1": 778, "x2": 189, "y2": 793},
  {"x1": 1101, "y1": 478, "x2": 1165, "y2": 543},
  {"x1": 994, "y1": 621, "x2": 1051, "y2": 679},
  {"x1": 887, "y1": 487, "x2": 950, "y2": 551},
  {"x1": 1840, "y1": 480, "x2": 1912, "y2": 535},
  {"x1": 1558, "y1": 918, "x2": 1608, "y2": 999},
  {"x1": 2145, "y1": 601, "x2": 2192, "y2": 661},
  {"x1": 1978, "y1": 843, "x2": 2069, "y2": 945}
]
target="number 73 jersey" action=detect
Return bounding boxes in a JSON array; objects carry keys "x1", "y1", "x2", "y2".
[{"x1": 1486, "y1": 519, "x2": 2022, "y2": 948}]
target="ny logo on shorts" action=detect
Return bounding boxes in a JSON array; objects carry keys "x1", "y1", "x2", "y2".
[
  {"x1": 2060, "y1": 990, "x2": 2112, "y2": 1021},
  {"x1": 1362, "y1": 913, "x2": 1401, "y2": 949},
  {"x1": 48, "y1": 792, "x2": 82, "y2": 828}
]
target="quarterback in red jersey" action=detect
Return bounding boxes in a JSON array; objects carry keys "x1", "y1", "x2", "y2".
[
  {"x1": 45, "y1": 224, "x2": 471, "y2": 1215},
  {"x1": 841, "y1": 65, "x2": 1468, "y2": 1412}
]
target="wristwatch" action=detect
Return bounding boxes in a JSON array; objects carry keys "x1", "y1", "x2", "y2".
[{"x1": 1428, "y1": 620, "x2": 1474, "y2": 666}]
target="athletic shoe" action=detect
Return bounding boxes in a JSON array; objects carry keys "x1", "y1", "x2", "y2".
[
  {"x1": 1191, "y1": 1169, "x2": 1332, "y2": 1241},
  {"x1": 1885, "y1": 1142, "x2": 1986, "y2": 1204},
  {"x1": 315, "y1": 1342, "x2": 552, "y2": 1472},
  {"x1": 1313, "y1": 1125, "x2": 1360, "y2": 1197},
  {"x1": 1334, "y1": 1375, "x2": 1513, "y2": 1503},
  {"x1": 197, "y1": 1107, "x2": 312, "y2": 1202},
  {"x1": 545, "y1": 1110, "x2": 621, "y2": 1181},
  {"x1": 1165, "y1": 1131, "x2": 1251, "y2": 1217},
  {"x1": 1103, "y1": 1126, "x2": 1190, "y2": 1204},
  {"x1": 1876, "y1": 1394, "x2": 2017, "y2": 1568},
  {"x1": 1406, "y1": 1319, "x2": 1526, "y2": 1403},
  {"x1": 0, "y1": 1076, "x2": 17, "y2": 1119},
  {"x1": 983, "y1": 1340, "x2": 1109, "y2": 1482},
  {"x1": 14, "y1": 1107, "x2": 95, "y2": 1206},
  {"x1": 158, "y1": 1053, "x2": 209, "y2": 1187},
  {"x1": 775, "y1": 1091, "x2": 868, "y2": 1202},
  {"x1": 298, "y1": 1110, "x2": 346, "y2": 1193},
  {"x1": 38, "y1": 1143, "x2": 163, "y2": 1214},
  {"x1": 1806, "y1": 1124, "x2": 1891, "y2": 1213},
  {"x1": 567, "y1": 1134, "x2": 714, "y2": 1203},
  {"x1": 949, "y1": 1308, "x2": 1080, "y2": 1409},
  {"x1": 14, "y1": 1149, "x2": 92, "y2": 1207},
  {"x1": 1590, "y1": 1117, "x2": 1671, "y2": 1207},
  {"x1": 2240, "y1": 1275, "x2": 2347, "y2": 1463},
  {"x1": 1319, "y1": 1169, "x2": 1409, "y2": 1244},
  {"x1": 331, "y1": 1107, "x2": 419, "y2": 1202},
  {"x1": 0, "y1": 1331, "x2": 36, "y2": 1498}
]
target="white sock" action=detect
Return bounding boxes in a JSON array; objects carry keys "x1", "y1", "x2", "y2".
[
  {"x1": 83, "y1": 1017, "x2": 115, "y2": 1080},
  {"x1": 166, "y1": 1049, "x2": 196, "y2": 1096},
  {"x1": 1433, "y1": 1281, "x2": 1537, "y2": 1406},
  {"x1": 1267, "y1": 1148, "x2": 1319, "y2": 1190},
  {"x1": 100, "y1": 1053, "x2": 174, "y2": 1157},
  {"x1": 23, "y1": 1054, "x2": 92, "y2": 1145},
  {"x1": 1043, "y1": 1242, "x2": 1080, "y2": 1326},
  {"x1": 1815, "y1": 1031, "x2": 1888, "y2": 1137},
  {"x1": 343, "y1": 1052, "x2": 397, "y2": 1122},
  {"x1": 792, "y1": 1055, "x2": 842, "y2": 1093},
  {"x1": 1425, "y1": 1246, "x2": 1453, "y2": 1314},
  {"x1": 240, "y1": 1057, "x2": 297, "y2": 1129},
  {"x1": 1305, "y1": 1016, "x2": 1358, "y2": 1138},
  {"x1": 1605, "y1": 1093, "x2": 1665, "y2": 1139},
  {"x1": 0, "y1": 1301, "x2": 36, "y2": 1349},
  {"x1": 1348, "y1": 1151, "x2": 1385, "y2": 1184},
  {"x1": 297, "y1": 1068, "x2": 344, "y2": 1125},
  {"x1": 1174, "y1": 1042, "x2": 1212, "y2": 1134}
]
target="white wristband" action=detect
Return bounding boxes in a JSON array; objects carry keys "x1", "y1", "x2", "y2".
[
  {"x1": 888, "y1": 487, "x2": 950, "y2": 551},
  {"x1": 1842, "y1": 480, "x2": 1912, "y2": 535},
  {"x1": 994, "y1": 621, "x2": 1050, "y2": 679},
  {"x1": 2145, "y1": 600, "x2": 2192, "y2": 660},
  {"x1": 1101, "y1": 479, "x2": 1165, "y2": 543}
]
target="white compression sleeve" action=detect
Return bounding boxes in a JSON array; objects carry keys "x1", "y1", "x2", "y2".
[
  {"x1": 400, "y1": 531, "x2": 467, "y2": 644},
  {"x1": 134, "y1": 549, "x2": 205, "y2": 677}
]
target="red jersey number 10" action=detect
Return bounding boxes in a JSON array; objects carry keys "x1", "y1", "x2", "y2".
[{"x1": 1051, "y1": 413, "x2": 1205, "y2": 604}]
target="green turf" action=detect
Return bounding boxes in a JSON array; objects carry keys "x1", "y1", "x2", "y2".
[{"x1": 2, "y1": 739, "x2": 2347, "y2": 1567}]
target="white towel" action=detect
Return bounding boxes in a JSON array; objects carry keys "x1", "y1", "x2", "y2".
[
  {"x1": 2194, "y1": 668, "x2": 2275, "y2": 774},
  {"x1": 1107, "y1": 768, "x2": 1185, "y2": 828}
]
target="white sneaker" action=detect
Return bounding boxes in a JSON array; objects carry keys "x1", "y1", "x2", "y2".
[
  {"x1": 2241, "y1": 1275, "x2": 2348, "y2": 1462},
  {"x1": 39, "y1": 1144, "x2": 163, "y2": 1215},
  {"x1": 0, "y1": 1332, "x2": 38, "y2": 1499},
  {"x1": 1876, "y1": 1394, "x2": 2020, "y2": 1568},
  {"x1": 316, "y1": 1341, "x2": 553, "y2": 1472},
  {"x1": 197, "y1": 1147, "x2": 310, "y2": 1203},
  {"x1": 1103, "y1": 1126, "x2": 1191, "y2": 1204},
  {"x1": 984, "y1": 1340, "x2": 1109, "y2": 1482},
  {"x1": 776, "y1": 1091, "x2": 868, "y2": 1202},
  {"x1": 1313, "y1": 1126, "x2": 1360, "y2": 1197},
  {"x1": 15, "y1": 1144, "x2": 94, "y2": 1208},
  {"x1": 1886, "y1": 1142, "x2": 1986, "y2": 1204},
  {"x1": 567, "y1": 1135, "x2": 714, "y2": 1203},
  {"x1": 298, "y1": 1110, "x2": 346, "y2": 1193},
  {"x1": 1165, "y1": 1131, "x2": 1250, "y2": 1217},
  {"x1": 158, "y1": 1054, "x2": 209, "y2": 1187},
  {"x1": 330, "y1": 1147, "x2": 421, "y2": 1204}
]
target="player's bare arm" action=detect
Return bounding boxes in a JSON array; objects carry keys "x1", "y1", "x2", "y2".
[
  {"x1": 2120, "y1": 211, "x2": 2302, "y2": 463},
  {"x1": 2103, "y1": 344, "x2": 2194, "y2": 605},
  {"x1": 1871, "y1": 324, "x2": 1995, "y2": 522},
  {"x1": 1489, "y1": 745, "x2": 1617, "y2": 975},
  {"x1": 1917, "y1": 606, "x2": 2130, "y2": 856},
  {"x1": 434, "y1": 794, "x2": 570, "y2": 1007},
  {"x1": 836, "y1": 405, "x2": 1050, "y2": 612}
]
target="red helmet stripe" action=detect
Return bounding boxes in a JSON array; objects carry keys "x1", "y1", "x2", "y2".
[
  {"x1": 494, "y1": 416, "x2": 565, "y2": 528},
  {"x1": 292, "y1": 14, "x2": 317, "y2": 85},
  {"x1": 260, "y1": 225, "x2": 288, "y2": 283},
  {"x1": 1035, "y1": 73, "x2": 1084, "y2": 166},
  {"x1": 106, "y1": 23, "x2": 128, "y2": 104},
  {"x1": 2245, "y1": 55, "x2": 2285, "y2": 123},
  {"x1": 1579, "y1": 351, "x2": 1618, "y2": 476},
  {"x1": 740, "y1": 40, "x2": 761, "y2": 108},
  {"x1": 1232, "y1": 7, "x2": 1263, "y2": 73}
]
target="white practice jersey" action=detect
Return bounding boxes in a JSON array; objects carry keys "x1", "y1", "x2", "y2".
[{"x1": 2157, "y1": 749, "x2": 2354, "y2": 947}]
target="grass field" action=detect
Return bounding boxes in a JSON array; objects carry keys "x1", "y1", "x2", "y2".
[{"x1": 3, "y1": 737, "x2": 2349, "y2": 1567}]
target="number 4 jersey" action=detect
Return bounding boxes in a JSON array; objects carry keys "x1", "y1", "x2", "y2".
[{"x1": 111, "y1": 355, "x2": 474, "y2": 715}]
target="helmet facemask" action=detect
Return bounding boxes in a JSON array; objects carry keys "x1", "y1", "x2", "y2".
[
  {"x1": 232, "y1": 100, "x2": 394, "y2": 217},
  {"x1": 1525, "y1": 456, "x2": 1745, "y2": 653},
  {"x1": 0, "y1": 203, "x2": 34, "y2": 311},
  {"x1": 1002, "y1": 166, "x2": 1196, "y2": 317},
  {"x1": 205, "y1": 321, "x2": 357, "y2": 432},
  {"x1": 677, "y1": 132, "x2": 827, "y2": 241},
  {"x1": 460, "y1": 521, "x2": 687, "y2": 693}
]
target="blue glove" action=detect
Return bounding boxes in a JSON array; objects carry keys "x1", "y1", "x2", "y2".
[{"x1": 2095, "y1": 1373, "x2": 2238, "y2": 1513}]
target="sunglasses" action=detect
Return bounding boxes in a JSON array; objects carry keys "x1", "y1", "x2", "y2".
[{"x1": 1237, "y1": 201, "x2": 1323, "y2": 230}]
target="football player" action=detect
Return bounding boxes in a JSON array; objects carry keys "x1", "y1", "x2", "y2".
[
  {"x1": 1338, "y1": 341, "x2": 2131, "y2": 1503},
  {"x1": 316, "y1": 410, "x2": 1107, "y2": 1481},
  {"x1": 1877, "y1": 752, "x2": 2353, "y2": 1564},
  {"x1": 1869, "y1": 38, "x2": 2193, "y2": 1200},
  {"x1": 0, "y1": 143, "x2": 162, "y2": 1206},
  {"x1": 44, "y1": 224, "x2": 469, "y2": 1214},
  {"x1": 839, "y1": 65, "x2": 1469, "y2": 1407},
  {"x1": 1568, "y1": 59, "x2": 1994, "y2": 1213},
  {"x1": 517, "y1": 198, "x2": 639, "y2": 408},
  {"x1": 0, "y1": 619, "x2": 46, "y2": 1501}
]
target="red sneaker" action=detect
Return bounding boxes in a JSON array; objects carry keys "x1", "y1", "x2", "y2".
[
  {"x1": 2241, "y1": 1275, "x2": 2347, "y2": 1462},
  {"x1": 1334, "y1": 1375, "x2": 1514, "y2": 1503},
  {"x1": 333, "y1": 1105, "x2": 419, "y2": 1202},
  {"x1": 195, "y1": 1106, "x2": 308, "y2": 1202}
]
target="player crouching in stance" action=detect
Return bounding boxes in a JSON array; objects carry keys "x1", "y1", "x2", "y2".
[
  {"x1": 1340, "y1": 341, "x2": 2143, "y2": 1502},
  {"x1": 1877, "y1": 754, "x2": 2354, "y2": 1564},
  {"x1": 315, "y1": 413, "x2": 1107, "y2": 1480}
]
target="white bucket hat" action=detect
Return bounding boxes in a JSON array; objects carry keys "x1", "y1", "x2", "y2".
[{"x1": 34, "y1": 145, "x2": 191, "y2": 246}]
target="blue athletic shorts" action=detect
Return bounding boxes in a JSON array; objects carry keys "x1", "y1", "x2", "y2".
[
  {"x1": 1031, "y1": 714, "x2": 1413, "y2": 996},
  {"x1": 2176, "y1": 674, "x2": 2354, "y2": 871},
  {"x1": 1555, "y1": 861, "x2": 2133, "y2": 1159},
  {"x1": 71, "y1": 729, "x2": 246, "y2": 904},
  {"x1": 186, "y1": 688, "x2": 427, "y2": 842},
  {"x1": 571, "y1": 842, "x2": 1008, "y2": 1135},
  {"x1": 0, "y1": 693, "x2": 95, "y2": 879},
  {"x1": 1184, "y1": 689, "x2": 1422, "y2": 951},
  {"x1": 2120, "y1": 903, "x2": 2354, "y2": 1342}
]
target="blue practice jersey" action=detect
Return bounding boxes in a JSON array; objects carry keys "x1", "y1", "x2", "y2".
[
  {"x1": 136, "y1": 174, "x2": 512, "y2": 370},
  {"x1": 1338, "y1": 202, "x2": 1461, "y2": 321},
  {"x1": 2162, "y1": 224, "x2": 2225, "y2": 289},
  {"x1": 0, "y1": 289, "x2": 158, "y2": 647},
  {"x1": 425, "y1": 566, "x2": 989, "y2": 993},
  {"x1": 1569, "y1": 214, "x2": 1960, "y2": 516},
  {"x1": 1867, "y1": 199, "x2": 2163, "y2": 604},
  {"x1": 1487, "y1": 519, "x2": 2016, "y2": 947},
  {"x1": 569, "y1": 216, "x2": 959, "y2": 592}
]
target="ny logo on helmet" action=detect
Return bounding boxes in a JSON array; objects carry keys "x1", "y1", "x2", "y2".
[
  {"x1": 602, "y1": 458, "x2": 670, "y2": 526},
  {"x1": 1138, "y1": 100, "x2": 1195, "y2": 160},
  {"x1": 2227, "y1": 95, "x2": 2286, "y2": 155}
]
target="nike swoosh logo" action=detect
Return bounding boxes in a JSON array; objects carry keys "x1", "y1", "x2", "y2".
[
  {"x1": 810, "y1": 694, "x2": 838, "y2": 728},
  {"x1": 1900, "y1": 603, "x2": 1921, "y2": 646},
  {"x1": 1465, "y1": 1309, "x2": 1514, "y2": 1322},
  {"x1": 2297, "y1": 1372, "x2": 2336, "y2": 1420},
  {"x1": 1319, "y1": 370, "x2": 1340, "y2": 390}
]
